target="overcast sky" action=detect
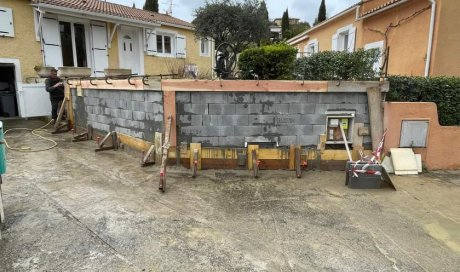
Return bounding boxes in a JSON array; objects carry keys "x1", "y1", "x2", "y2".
[{"x1": 108, "y1": 0, "x2": 359, "y2": 25}]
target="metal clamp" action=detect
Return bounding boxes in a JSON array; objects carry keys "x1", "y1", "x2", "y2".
[
  {"x1": 128, "y1": 76, "x2": 136, "y2": 86},
  {"x1": 105, "y1": 77, "x2": 113, "y2": 85},
  {"x1": 89, "y1": 78, "x2": 97, "y2": 86},
  {"x1": 142, "y1": 76, "x2": 150, "y2": 86}
]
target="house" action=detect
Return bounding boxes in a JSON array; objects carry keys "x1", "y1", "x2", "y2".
[
  {"x1": 0, "y1": 0, "x2": 214, "y2": 118},
  {"x1": 270, "y1": 17, "x2": 301, "y2": 40},
  {"x1": 287, "y1": 0, "x2": 460, "y2": 77}
]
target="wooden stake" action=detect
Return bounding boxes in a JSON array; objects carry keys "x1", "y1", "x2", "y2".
[
  {"x1": 340, "y1": 124, "x2": 353, "y2": 162},
  {"x1": 159, "y1": 116, "x2": 172, "y2": 192}
]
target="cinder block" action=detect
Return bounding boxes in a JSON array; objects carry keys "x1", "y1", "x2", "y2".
[
  {"x1": 145, "y1": 91, "x2": 162, "y2": 102},
  {"x1": 119, "y1": 91, "x2": 132, "y2": 101},
  {"x1": 86, "y1": 91, "x2": 98, "y2": 98},
  {"x1": 176, "y1": 92, "x2": 191, "y2": 103},
  {"x1": 208, "y1": 104, "x2": 235, "y2": 115},
  {"x1": 218, "y1": 136, "x2": 246, "y2": 147},
  {"x1": 206, "y1": 126, "x2": 234, "y2": 136},
  {"x1": 86, "y1": 98, "x2": 99, "y2": 106},
  {"x1": 192, "y1": 92, "x2": 227, "y2": 104},
  {"x1": 132, "y1": 131, "x2": 144, "y2": 139},
  {"x1": 299, "y1": 135, "x2": 319, "y2": 146},
  {"x1": 121, "y1": 110, "x2": 132, "y2": 120},
  {"x1": 179, "y1": 115, "x2": 202, "y2": 126},
  {"x1": 234, "y1": 126, "x2": 264, "y2": 136},
  {"x1": 358, "y1": 93, "x2": 368, "y2": 104},
  {"x1": 220, "y1": 115, "x2": 249, "y2": 126},
  {"x1": 279, "y1": 136, "x2": 298, "y2": 146},
  {"x1": 261, "y1": 125, "x2": 288, "y2": 135},
  {"x1": 145, "y1": 102, "x2": 163, "y2": 113},
  {"x1": 275, "y1": 115, "x2": 300, "y2": 126},
  {"x1": 203, "y1": 115, "x2": 221, "y2": 126},
  {"x1": 275, "y1": 104, "x2": 290, "y2": 114},
  {"x1": 183, "y1": 104, "x2": 207, "y2": 115},
  {"x1": 289, "y1": 104, "x2": 316, "y2": 114},
  {"x1": 191, "y1": 137, "x2": 219, "y2": 146},
  {"x1": 131, "y1": 121, "x2": 145, "y2": 130},
  {"x1": 132, "y1": 92, "x2": 145, "y2": 102},
  {"x1": 315, "y1": 93, "x2": 335, "y2": 104},
  {"x1": 261, "y1": 104, "x2": 276, "y2": 114},
  {"x1": 313, "y1": 125, "x2": 326, "y2": 135},
  {"x1": 181, "y1": 126, "x2": 206, "y2": 136},
  {"x1": 133, "y1": 111, "x2": 146, "y2": 121},
  {"x1": 110, "y1": 108, "x2": 121, "y2": 117},
  {"x1": 299, "y1": 114, "x2": 326, "y2": 125},
  {"x1": 249, "y1": 115, "x2": 275, "y2": 125},
  {"x1": 355, "y1": 114, "x2": 369, "y2": 124},
  {"x1": 286, "y1": 125, "x2": 314, "y2": 136},
  {"x1": 314, "y1": 104, "x2": 335, "y2": 114},
  {"x1": 227, "y1": 93, "x2": 252, "y2": 104},
  {"x1": 334, "y1": 93, "x2": 366, "y2": 104},
  {"x1": 254, "y1": 93, "x2": 281, "y2": 103},
  {"x1": 131, "y1": 101, "x2": 145, "y2": 112},
  {"x1": 97, "y1": 115, "x2": 110, "y2": 124},
  {"x1": 104, "y1": 108, "x2": 111, "y2": 115},
  {"x1": 146, "y1": 113, "x2": 163, "y2": 122},
  {"x1": 106, "y1": 99, "x2": 121, "y2": 109},
  {"x1": 236, "y1": 104, "x2": 262, "y2": 115}
]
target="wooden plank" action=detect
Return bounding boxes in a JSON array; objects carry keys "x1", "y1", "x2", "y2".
[
  {"x1": 258, "y1": 148, "x2": 287, "y2": 160},
  {"x1": 318, "y1": 134, "x2": 327, "y2": 151},
  {"x1": 117, "y1": 133, "x2": 152, "y2": 151},
  {"x1": 289, "y1": 145, "x2": 295, "y2": 170},
  {"x1": 54, "y1": 97, "x2": 68, "y2": 129},
  {"x1": 201, "y1": 159, "x2": 240, "y2": 170},
  {"x1": 154, "y1": 132, "x2": 162, "y2": 163},
  {"x1": 247, "y1": 145, "x2": 259, "y2": 170},
  {"x1": 190, "y1": 143, "x2": 202, "y2": 170},
  {"x1": 259, "y1": 159, "x2": 290, "y2": 170},
  {"x1": 65, "y1": 84, "x2": 75, "y2": 128},
  {"x1": 159, "y1": 116, "x2": 172, "y2": 191},
  {"x1": 163, "y1": 91, "x2": 176, "y2": 147}
]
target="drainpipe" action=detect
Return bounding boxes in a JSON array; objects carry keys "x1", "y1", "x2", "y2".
[{"x1": 424, "y1": 0, "x2": 436, "y2": 77}]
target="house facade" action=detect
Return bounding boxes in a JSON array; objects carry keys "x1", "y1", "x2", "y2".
[
  {"x1": 288, "y1": 0, "x2": 459, "y2": 77},
  {"x1": 0, "y1": 0, "x2": 213, "y2": 118}
]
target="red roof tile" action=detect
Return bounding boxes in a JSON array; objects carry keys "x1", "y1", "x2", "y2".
[
  {"x1": 32, "y1": 0, "x2": 194, "y2": 29},
  {"x1": 360, "y1": 0, "x2": 406, "y2": 17}
]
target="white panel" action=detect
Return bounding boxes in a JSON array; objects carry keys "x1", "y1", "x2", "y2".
[
  {"x1": 331, "y1": 34, "x2": 338, "y2": 51},
  {"x1": 314, "y1": 41, "x2": 319, "y2": 53},
  {"x1": 42, "y1": 17, "x2": 62, "y2": 68},
  {"x1": 0, "y1": 7, "x2": 14, "y2": 37},
  {"x1": 348, "y1": 26, "x2": 356, "y2": 52},
  {"x1": 17, "y1": 84, "x2": 52, "y2": 118},
  {"x1": 146, "y1": 29, "x2": 157, "y2": 56},
  {"x1": 364, "y1": 40, "x2": 384, "y2": 74},
  {"x1": 91, "y1": 23, "x2": 108, "y2": 77},
  {"x1": 176, "y1": 34, "x2": 186, "y2": 59},
  {"x1": 400, "y1": 120, "x2": 429, "y2": 147}
]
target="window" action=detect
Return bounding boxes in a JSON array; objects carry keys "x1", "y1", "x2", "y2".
[
  {"x1": 200, "y1": 38, "x2": 210, "y2": 57},
  {"x1": 338, "y1": 32, "x2": 349, "y2": 52},
  {"x1": 0, "y1": 7, "x2": 14, "y2": 37},
  {"x1": 157, "y1": 34, "x2": 173, "y2": 55},
  {"x1": 364, "y1": 40, "x2": 384, "y2": 76},
  {"x1": 59, "y1": 21, "x2": 88, "y2": 67},
  {"x1": 332, "y1": 25, "x2": 356, "y2": 52}
]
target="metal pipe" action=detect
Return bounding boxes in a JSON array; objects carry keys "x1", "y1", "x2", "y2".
[{"x1": 424, "y1": 0, "x2": 436, "y2": 77}]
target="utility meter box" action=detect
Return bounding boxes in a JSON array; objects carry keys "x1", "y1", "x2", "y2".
[
  {"x1": 325, "y1": 110, "x2": 355, "y2": 144},
  {"x1": 0, "y1": 121, "x2": 5, "y2": 174}
]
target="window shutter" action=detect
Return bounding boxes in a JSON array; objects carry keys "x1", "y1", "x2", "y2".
[
  {"x1": 42, "y1": 16, "x2": 63, "y2": 68},
  {"x1": 146, "y1": 29, "x2": 157, "y2": 56},
  {"x1": 314, "y1": 41, "x2": 319, "y2": 53},
  {"x1": 90, "y1": 23, "x2": 108, "y2": 77},
  {"x1": 331, "y1": 34, "x2": 338, "y2": 51},
  {"x1": 348, "y1": 27, "x2": 356, "y2": 52},
  {"x1": 0, "y1": 7, "x2": 14, "y2": 37},
  {"x1": 176, "y1": 34, "x2": 186, "y2": 59}
]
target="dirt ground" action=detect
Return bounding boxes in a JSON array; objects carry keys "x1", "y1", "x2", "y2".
[{"x1": 0, "y1": 119, "x2": 459, "y2": 271}]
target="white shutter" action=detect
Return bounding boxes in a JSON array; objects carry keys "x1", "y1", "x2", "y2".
[
  {"x1": 146, "y1": 29, "x2": 157, "y2": 56},
  {"x1": 176, "y1": 34, "x2": 186, "y2": 59},
  {"x1": 331, "y1": 34, "x2": 338, "y2": 51},
  {"x1": 304, "y1": 45, "x2": 310, "y2": 56},
  {"x1": 0, "y1": 7, "x2": 14, "y2": 37},
  {"x1": 314, "y1": 41, "x2": 319, "y2": 53},
  {"x1": 348, "y1": 27, "x2": 356, "y2": 52},
  {"x1": 91, "y1": 23, "x2": 108, "y2": 77},
  {"x1": 42, "y1": 16, "x2": 62, "y2": 68}
]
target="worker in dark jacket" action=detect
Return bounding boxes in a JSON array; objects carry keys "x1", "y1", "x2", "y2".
[{"x1": 45, "y1": 68, "x2": 64, "y2": 121}]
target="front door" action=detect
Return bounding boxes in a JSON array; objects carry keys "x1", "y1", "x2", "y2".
[{"x1": 119, "y1": 27, "x2": 141, "y2": 75}]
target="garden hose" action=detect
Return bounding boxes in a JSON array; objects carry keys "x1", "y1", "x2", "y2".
[{"x1": 3, "y1": 120, "x2": 58, "y2": 152}]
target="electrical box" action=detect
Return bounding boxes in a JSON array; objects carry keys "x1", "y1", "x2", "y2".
[{"x1": 325, "y1": 110, "x2": 355, "y2": 144}]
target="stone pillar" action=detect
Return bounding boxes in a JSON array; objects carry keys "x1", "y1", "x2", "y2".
[{"x1": 367, "y1": 87, "x2": 384, "y2": 151}]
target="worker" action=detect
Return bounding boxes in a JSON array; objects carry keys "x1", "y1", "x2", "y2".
[{"x1": 45, "y1": 68, "x2": 65, "y2": 122}]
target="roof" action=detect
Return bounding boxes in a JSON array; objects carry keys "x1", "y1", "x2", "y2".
[
  {"x1": 360, "y1": 0, "x2": 406, "y2": 17},
  {"x1": 32, "y1": 0, "x2": 194, "y2": 29},
  {"x1": 287, "y1": 5, "x2": 358, "y2": 45}
]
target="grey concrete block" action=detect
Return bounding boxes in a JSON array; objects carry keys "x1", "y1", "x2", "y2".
[
  {"x1": 192, "y1": 92, "x2": 227, "y2": 104},
  {"x1": 183, "y1": 104, "x2": 207, "y2": 115},
  {"x1": 132, "y1": 131, "x2": 144, "y2": 139},
  {"x1": 363, "y1": 135, "x2": 372, "y2": 144},
  {"x1": 131, "y1": 101, "x2": 145, "y2": 112},
  {"x1": 208, "y1": 104, "x2": 235, "y2": 115},
  {"x1": 86, "y1": 98, "x2": 99, "y2": 106},
  {"x1": 106, "y1": 99, "x2": 121, "y2": 109},
  {"x1": 133, "y1": 111, "x2": 146, "y2": 121},
  {"x1": 191, "y1": 137, "x2": 219, "y2": 146},
  {"x1": 218, "y1": 136, "x2": 245, "y2": 147},
  {"x1": 358, "y1": 93, "x2": 368, "y2": 104},
  {"x1": 275, "y1": 115, "x2": 300, "y2": 125},
  {"x1": 104, "y1": 108, "x2": 111, "y2": 115},
  {"x1": 132, "y1": 92, "x2": 145, "y2": 102},
  {"x1": 131, "y1": 121, "x2": 145, "y2": 130},
  {"x1": 236, "y1": 104, "x2": 262, "y2": 115},
  {"x1": 146, "y1": 113, "x2": 164, "y2": 122},
  {"x1": 181, "y1": 126, "x2": 233, "y2": 137},
  {"x1": 121, "y1": 110, "x2": 132, "y2": 120},
  {"x1": 176, "y1": 92, "x2": 191, "y2": 103},
  {"x1": 203, "y1": 115, "x2": 221, "y2": 126},
  {"x1": 207, "y1": 126, "x2": 234, "y2": 136},
  {"x1": 310, "y1": 93, "x2": 335, "y2": 104},
  {"x1": 115, "y1": 127, "x2": 131, "y2": 135},
  {"x1": 277, "y1": 93, "x2": 309, "y2": 104},
  {"x1": 234, "y1": 126, "x2": 264, "y2": 136},
  {"x1": 227, "y1": 93, "x2": 252, "y2": 104},
  {"x1": 355, "y1": 114, "x2": 369, "y2": 124},
  {"x1": 299, "y1": 114, "x2": 327, "y2": 125},
  {"x1": 145, "y1": 91, "x2": 162, "y2": 102},
  {"x1": 299, "y1": 135, "x2": 319, "y2": 146},
  {"x1": 110, "y1": 108, "x2": 121, "y2": 117},
  {"x1": 144, "y1": 102, "x2": 163, "y2": 113},
  {"x1": 249, "y1": 115, "x2": 275, "y2": 125},
  {"x1": 97, "y1": 115, "x2": 110, "y2": 124},
  {"x1": 275, "y1": 104, "x2": 290, "y2": 114},
  {"x1": 313, "y1": 125, "x2": 326, "y2": 135},
  {"x1": 253, "y1": 93, "x2": 281, "y2": 103},
  {"x1": 119, "y1": 91, "x2": 132, "y2": 101},
  {"x1": 220, "y1": 115, "x2": 249, "y2": 126},
  {"x1": 286, "y1": 125, "x2": 314, "y2": 136},
  {"x1": 86, "y1": 91, "x2": 98, "y2": 98},
  {"x1": 279, "y1": 136, "x2": 298, "y2": 146},
  {"x1": 289, "y1": 104, "x2": 316, "y2": 114},
  {"x1": 179, "y1": 115, "x2": 202, "y2": 126},
  {"x1": 261, "y1": 125, "x2": 288, "y2": 135}
]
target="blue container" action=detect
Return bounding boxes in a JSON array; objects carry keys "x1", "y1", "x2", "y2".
[{"x1": 0, "y1": 121, "x2": 5, "y2": 174}]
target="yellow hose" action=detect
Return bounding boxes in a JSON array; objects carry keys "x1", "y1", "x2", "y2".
[{"x1": 3, "y1": 119, "x2": 58, "y2": 152}]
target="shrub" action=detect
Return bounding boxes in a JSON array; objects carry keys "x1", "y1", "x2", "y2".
[
  {"x1": 387, "y1": 76, "x2": 460, "y2": 126},
  {"x1": 294, "y1": 49, "x2": 380, "y2": 81},
  {"x1": 238, "y1": 43, "x2": 297, "y2": 80}
]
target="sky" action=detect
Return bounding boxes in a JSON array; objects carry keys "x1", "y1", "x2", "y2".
[{"x1": 107, "y1": 0, "x2": 359, "y2": 25}]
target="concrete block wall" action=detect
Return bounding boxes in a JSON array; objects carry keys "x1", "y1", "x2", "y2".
[
  {"x1": 177, "y1": 92, "x2": 371, "y2": 147},
  {"x1": 71, "y1": 89, "x2": 164, "y2": 141}
]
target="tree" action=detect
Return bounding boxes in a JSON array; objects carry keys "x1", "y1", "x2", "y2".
[
  {"x1": 257, "y1": 1, "x2": 270, "y2": 45},
  {"x1": 143, "y1": 0, "x2": 159, "y2": 13},
  {"x1": 193, "y1": 0, "x2": 270, "y2": 53},
  {"x1": 281, "y1": 9, "x2": 290, "y2": 39},
  {"x1": 315, "y1": 0, "x2": 326, "y2": 25}
]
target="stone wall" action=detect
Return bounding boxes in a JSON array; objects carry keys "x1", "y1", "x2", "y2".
[
  {"x1": 177, "y1": 92, "x2": 371, "y2": 147},
  {"x1": 71, "y1": 89, "x2": 164, "y2": 141}
]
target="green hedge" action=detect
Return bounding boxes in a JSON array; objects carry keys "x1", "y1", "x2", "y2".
[
  {"x1": 294, "y1": 49, "x2": 380, "y2": 81},
  {"x1": 238, "y1": 43, "x2": 297, "y2": 80},
  {"x1": 387, "y1": 76, "x2": 460, "y2": 126}
]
